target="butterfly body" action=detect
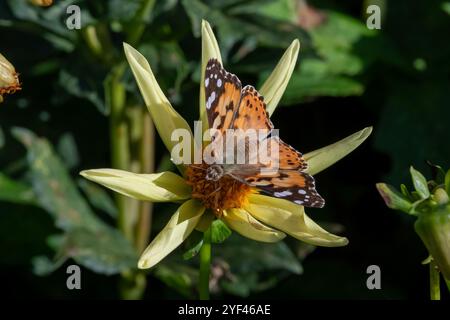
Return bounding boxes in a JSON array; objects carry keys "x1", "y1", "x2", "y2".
[{"x1": 197, "y1": 58, "x2": 325, "y2": 210}]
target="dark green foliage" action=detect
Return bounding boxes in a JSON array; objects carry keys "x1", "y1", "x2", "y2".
[{"x1": 1, "y1": 0, "x2": 449, "y2": 299}]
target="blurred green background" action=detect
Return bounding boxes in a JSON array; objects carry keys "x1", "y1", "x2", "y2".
[{"x1": 0, "y1": 0, "x2": 449, "y2": 299}]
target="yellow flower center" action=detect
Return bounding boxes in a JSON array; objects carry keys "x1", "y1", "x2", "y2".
[{"x1": 186, "y1": 163, "x2": 252, "y2": 217}]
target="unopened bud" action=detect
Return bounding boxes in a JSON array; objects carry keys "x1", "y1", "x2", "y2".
[
  {"x1": 0, "y1": 53, "x2": 21, "y2": 102},
  {"x1": 434, "y1": 188, "x2": 449, "y2": 205},
  {"x1": 415, "y1": 207, "x2": 450, "y2": 280}
]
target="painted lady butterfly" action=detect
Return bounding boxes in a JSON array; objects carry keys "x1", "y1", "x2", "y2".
[{"x1": 203, "y1": 58, "x2": 325, "y2": 208}]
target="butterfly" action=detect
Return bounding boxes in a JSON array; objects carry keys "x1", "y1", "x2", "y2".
[{"x1": 202, "y1": 58, "x2": 325, "y2": 208}]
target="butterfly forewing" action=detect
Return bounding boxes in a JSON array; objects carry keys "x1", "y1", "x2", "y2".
[
  {"x1": 232, "y1": 85, "x2": 273, "y2": 131},
  {"x1": 205, "y1": 59, "x2": 242, "y2": 134}
]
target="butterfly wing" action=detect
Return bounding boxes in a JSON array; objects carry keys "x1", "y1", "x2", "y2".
[
  {"x1": 232, "y1": 85, "x2": 273, "y2": 131},
  {"x1": 205, "y1": 59, "x2": 242, "y2": 134},
  {"x1": 244, "y1": 170, "x2": 325, "y2": 208},
  {"x1": 204, "y1": 60, "x2": 324, "y2": 208}
]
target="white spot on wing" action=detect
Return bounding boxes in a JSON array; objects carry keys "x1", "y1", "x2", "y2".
[
  {"x1": 274, "y1": 191, "x2": 293, "y2": 197},
  {"x1": 298, "y1": 189, "x2": 306, "y2": 195},
  {"x1": 217, "y1": 79, "x2": 222, "y2": 87},
  {"x1": 205, "y1": 78, "x2": 209, "y2": 87},
  {"x1": 294, "y1": 200, "x2": 304, "y2": 205}
]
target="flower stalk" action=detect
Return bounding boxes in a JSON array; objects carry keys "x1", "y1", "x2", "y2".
[
  {"x1": 199, "y1": 227, "x2": 212, "y2": 300},
  {"x1": 429, "y1": 259, "x2": 440, "y2": 300}
]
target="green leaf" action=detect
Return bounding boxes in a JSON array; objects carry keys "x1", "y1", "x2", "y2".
[
  {"x1": 62, "y1": 228, "x2": 137, "y2": 275},
  {"x1": 215, "y1": 233, "x2": 302, "y2": 297},
  {"x1": 410, "y1": 166, "x2": 430, "y2": 199},
  {"x1": 57, "y1": 133, "x2": 80, "y2": 170},
  {"x1": 0, "y1": 125, "x2": 4, "y2": 149},
  {"x1": 59, "y1": 69, "x2": 106, "y2": 115},
  {"x1": 400, "y1": 184, "x2": 411, "y2": 199},
  {"x1": 217, "y1": 233, "x2": 302, "y2": 274},
  {"x1": 211, "y1": 219, "x2": 232, "y2": 244},
  {"x1": 0, "y1": 173, "x2": 36, "y2": 205},
  {"x1": 183, "y1": 231, "x2": 203, "y2": 260},
  {"x1": 153, "y1": 262, "x2": 197, "y2": 299},
  {"x1": 32, "y1": 255, "x2": 67, "y2": 276},
  {"x1": 12, "y1": 128, "x2": 102, "y2": 230},
  {"x1": 12, "y1": 128, "x2": 137, "y2": 274},
  {"x1": 376, "y1": 183, "x2": 413, "y2": 214},
  {"x1": 445, "y1": 169, "x2": 450, "y2": 195},
  {"x1": 77, "y1": 178, "x2": 118, "y2": 218}
]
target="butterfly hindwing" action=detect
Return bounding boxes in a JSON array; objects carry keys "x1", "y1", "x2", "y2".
[{"x1": 247, "y1": 170, "x2": 325, "y2": 208}]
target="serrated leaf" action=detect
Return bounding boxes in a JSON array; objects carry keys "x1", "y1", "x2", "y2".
[
  {"x1": 410, "y1": 166, "x2": 430, "y2": 199},
  {"x1": 12, "y1": 128, "x2": 137, "y2": 274},
  {"x1": 63, "y1": 228, "x2": 137, "y2": 275}
]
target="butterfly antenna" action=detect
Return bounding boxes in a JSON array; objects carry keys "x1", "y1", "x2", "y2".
[{"x1": 189, "y1": 164, "x2": 206, "y2": 171}]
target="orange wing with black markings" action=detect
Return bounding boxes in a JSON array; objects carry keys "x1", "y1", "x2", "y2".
[
  {"x1": 205, "y1": 59, "x2": 242, "y2": 134},
  {"x1": 204, "y1": 59, "x2": 324, "y2": 208}
]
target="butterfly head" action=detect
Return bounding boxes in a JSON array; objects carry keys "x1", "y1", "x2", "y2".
[
  {"x1": 205, "y1": 164, "x2": 224, "y2": 181},
  {"x1": 186, "y1": 163, "x2": 252, "y2": 216}
]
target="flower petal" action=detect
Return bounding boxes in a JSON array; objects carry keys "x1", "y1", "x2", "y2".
[
  {"x1": 259, "y1": 39, "x2": 300, "y2": 116},
  {"x1": 200, "y1": 20, "x2": 222, "y2": 130},
  {"x1": 222, "y1": 208, "x2": 285, "y2": 243},
  {"x1": 80, "y1": 169, "x2": 191, "y2": 202},
  {"x1": 246, "y1": 194, "x2": 348, "y2": 247},
  {"x1": 138, "y1": 199, "x2": 205, "y2": 269},
  {"x1": 123, "y1": 43, "x2": 193, "y2": 154},
  {"x1": 304, "y1": 126, "x2": 373, "y2": 176}
]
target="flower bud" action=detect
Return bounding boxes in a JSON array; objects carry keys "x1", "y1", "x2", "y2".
[
  {"x1": 414, "y1": 207, "x2": 450, "y2": 280},
  {"x1": 30, "y1": 0, "x2": 53, "y2": 6},
  {"x1": 434, "y1": 188, "x2": 449, "y2": 205},
  {"x1": 0, "y1": 53, "x2": 21, "y2": 102}
]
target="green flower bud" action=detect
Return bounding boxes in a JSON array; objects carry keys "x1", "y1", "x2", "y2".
[
  {"x1": 434, "y1": 188, "x2": 449, "y2": 205},
  {"x1": 376, "y1": 183, "x2": 413, "y2": 214},
  {"x1": 414, "y1": 207, "x2": 450, "y2": 280}
]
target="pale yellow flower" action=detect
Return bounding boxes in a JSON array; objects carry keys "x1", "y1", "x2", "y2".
[{"x1": 81, "y1": 20, "x2": 372, "y2": 269}]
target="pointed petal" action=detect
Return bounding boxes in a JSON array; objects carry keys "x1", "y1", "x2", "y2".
[
  {"x1": 138, "y1": 199, "x2": 205, "y2": 268},
  {"x1": 123, "y1": 43, "x2": 193, "y2": 155},
  {"x1": 259, "y1": 39, "x2": 300, "y2": 116},
  {"x1": 200, "y1": 20, "x2": 222, "y2": 130},
  {"x1": 80, "y1": 169, "x2": 191, "y2": 202},
  {"x1": 222, "y1": 208, "x2": 285, "y2": 243},
  {"x1": 304, "y1": 126, "x2": 373, "y2": 176},
  {"x1": 246, "y1": 194, "x2": 348, "y2": 247}
]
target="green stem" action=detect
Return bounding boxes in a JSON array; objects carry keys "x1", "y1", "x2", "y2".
[
  {"x1": 107, "y1": 65, "x2": 133, "y2": 241},
  {"x1": 430, "y1": 260, "x2": 440, "y2": 300},
  {"x1": 199, "y1": 228, "x2": 212, "y2": 300},
  {"x1": 126, "y1": 0, "x2": 156, "y2": 45},
  {"x1": 135, "y1": 111, "x2": 155, "y2": 253}
]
